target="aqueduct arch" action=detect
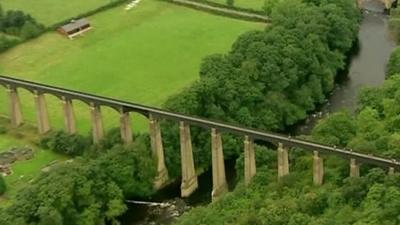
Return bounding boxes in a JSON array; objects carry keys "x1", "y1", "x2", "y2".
[{"x1": 0, "y1": 75, "x2": 399, "y2": 201}]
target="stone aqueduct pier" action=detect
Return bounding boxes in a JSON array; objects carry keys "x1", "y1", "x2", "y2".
[{"x1": 1, "y1": 75, "x2": 400, "y2": 201}]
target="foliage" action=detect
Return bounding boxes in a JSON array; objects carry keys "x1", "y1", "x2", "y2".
[
  {"x1": 162, "y1": 0, "x2": 360, "y2": 177},
  {"x1": 226, "y1": 0, "x2": 234, "y2": 7},
  {"x1": 175, "y1": 163, "x2": 400, "y2": 225},
  {"x1": 0, "y1": 7, "x2": 44, "y2": 38},
  {"x1": 0, "y1": 175, "x2": 6, "y2": 195},
  {"x1": 312, "y1": 111, "x2": 357, "y2": 146},
  {"x1": 1, "y1": 142, "x2": 156, "y2": 225},
  {"x1": 99, "y1": 128, "x2": 124, "y2": 150},
  {"x1": 389, "y1": 8, "x2": 400, "y2": 43},
  {"x1": 0, "y1": 3, "x2": 44, "y2": 53},
  {"x1": 387, "y1": 47, "x2": 400, "y2": 77},
  {"x1": 263, "y1": 0, "x2": 281, "y2": 15},
  {"x1": 40, "y1": 130, "x2": 90, "y2": 156},
  {"x1": 314, "y1": 74, "x2": 400, "y2": 158}
]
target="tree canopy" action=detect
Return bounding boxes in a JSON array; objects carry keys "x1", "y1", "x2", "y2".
[
  {"x1": 1, "y1": 135, "x2": 156, "y2": 225},
  {"x1": 161, "y1": 0, "x2": 360, "y2": 178},
  {"x1": 0, "y1": 3, "x2": 44, "y2": 53}
]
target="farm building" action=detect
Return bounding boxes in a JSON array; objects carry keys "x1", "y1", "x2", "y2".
[{"x1": 58, "y1": 18, "x2": 92, "y2": 39}]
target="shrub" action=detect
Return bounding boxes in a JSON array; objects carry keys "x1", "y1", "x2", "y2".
[
  {"x1": 0, "y1": 175, "x2": 6, "y2": 195},
  {"x1": 40, "y1": 130, "x2": 90, "y2": 156},
  {"x1": 226, "y1": 0, "x2": 234, "y2": 7},
  {"x1": 387, "y1": 47, "x2": 400, "y2": 76}
]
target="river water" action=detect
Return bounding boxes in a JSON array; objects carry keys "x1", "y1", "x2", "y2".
[
  {"x1": 121, "y1": 1, "x2": 396, "y2": 224},
  {"x1": 296, "y1": 1, "x2": 396, "y2": 134}
]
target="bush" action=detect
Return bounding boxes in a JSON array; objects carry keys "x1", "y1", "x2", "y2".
[
  {"x1": 99, "y1": 127, "x2": 124, "y2": 149},
  {"x1": 226, "y1": 0, "x2": 234, "y2": 7},
  {"x1": 389, "y1": 8, "x2": 400, "y2": 43},
  {"x1": 0, "y1": 9, "x2": 45, "y2": 39},
  {"x1": 0, "y1": 176, "x2": 6, "y2": 195},
  {"x1": 387, "y1": 47, "x2": 400, "y2": 76},
  {"x1": 40, "y1": 130, "x2": 90, "y2": 156},
  {"x1": 0, "y1": 125, "x2": 6, "y2": 134}
]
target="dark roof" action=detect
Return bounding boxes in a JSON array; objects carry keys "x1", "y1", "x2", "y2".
[{"x1": 60, "y1": 18, "x2": 90, "y2": 33}]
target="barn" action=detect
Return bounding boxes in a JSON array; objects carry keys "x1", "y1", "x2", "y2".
[{"x1": 58, "y1": 18, "x2": 92, "y2": 39}]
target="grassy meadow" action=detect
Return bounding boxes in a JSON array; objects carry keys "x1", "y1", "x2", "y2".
[
  {"x1": 0, "y1": 0, "x2": 114, "y2": 26},
  {"x1": 0, "y1": 0, "x2": 264, "y2": 134}
]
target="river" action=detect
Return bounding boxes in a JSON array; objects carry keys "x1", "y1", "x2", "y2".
[
  {"x1": 121, "y1": 1, "x2": 396, "y2": 224},
  {"x1": 297, "y1": 0, "x2": 396, "y2": 134}
]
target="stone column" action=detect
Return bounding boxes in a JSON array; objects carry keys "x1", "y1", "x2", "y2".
[
  {"x1": 7, "y1": 86, "x2": 23, "y2": 127},
  {"x1": 313, "y1": 151, "x2": 324, "y2": 185},
  {"x1": 211, "y1": 128, "x2": 228, "y2": 202},
  {"x1": 357, "y1": 0, "x2": 363, "y2": 8},
  {"x1": 120, "y1": 110, "x2": 133, "y2": 144},
  {"x1": 384, "y1": 0, "x2": 392, "y2": 10},
  {"x1": 389, "y1": 167, "x2": 395, "y2": 175},
  {"x1": 90, "y1": 103, "x2": 104, "y2": 143},
  {"x1": 244, "y1": 135, "x2": 256, "y2": 186},
  {"x1": 34, "y1": 91, "x2": 50, "y2": 134},
  {"x1": 180, "y1": 121, "x2": 198, "y2": 197},
  {"x1": 62, "y1": 98, "x2": 76, "y2": 134},
  {"x1": 149, "y1": 114, "x2": 169, "y2": 189},
  {"x1": 277, "y1": 143, "x2": 289, "y2": 179},
  {"x1": 350, "y1": 158, "x2": 360, "y2": 178}
]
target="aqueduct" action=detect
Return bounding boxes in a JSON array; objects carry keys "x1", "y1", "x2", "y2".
[{"x1": 0, "y1": 75, "x2": 399, "y2": 201}]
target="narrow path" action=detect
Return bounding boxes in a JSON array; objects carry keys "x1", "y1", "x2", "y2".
[{"x1": 171, "y1": 0, "x2": 269, "y2": 22}]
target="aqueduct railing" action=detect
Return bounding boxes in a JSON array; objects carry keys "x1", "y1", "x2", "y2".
[{"x1": 0, "y1": 75, "x2": 399, "y2": 201}]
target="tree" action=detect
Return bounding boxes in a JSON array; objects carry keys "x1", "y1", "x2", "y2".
[
  {"x1": 263, "y1": 0, "x2": 280, "y2": 16},
  {"x1": 226, "y1": 0, "x2": 234, "y2": 7},
  {"x1": 312, "y1": 111, "x2": 357, "y2": 146},
  {"x1": 20, "y1": 20, "x2": 42, "y2": 39},
  {"x1": 0, "y1": 4, "x2": 44, "y2": 53},
  {"x1": 40, "y1": 130, "x2": 90, "y2": 156}
]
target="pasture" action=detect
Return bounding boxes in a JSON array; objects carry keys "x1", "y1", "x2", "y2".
[
  {"x1": 0, "y1": 0, "x2": 263, "y2": 134},
  {"x1": 0, "y1": 0, "x2": 113, "y2": 26}
]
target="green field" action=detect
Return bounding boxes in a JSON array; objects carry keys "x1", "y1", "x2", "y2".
[
  {"x1": 0, "y1": 0, "x2": 263, "y2": 133},
  {"x1": 211, "y1": 0, "x2": 265, "y2": 11},
  {"x1": 0, "y1": 0, "x2": 114, "y2": 26}
]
